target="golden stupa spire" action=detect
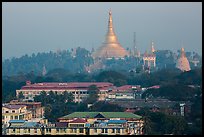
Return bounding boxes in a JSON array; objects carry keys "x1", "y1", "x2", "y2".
[
  {"x1": 92, "y1": 9, "x2": 129, "y2": 59},
  {"x1": 105, "y1": 9, "x2": 119, "y2": 44},
  {"x1": 151, "y1": 40, "x2": 155, "y2": 53},
  {"x1": 108, "y1": 9, "x2": 112, "y2": 28},
  {"x1": 181, "y1": 47, "x2": 186, "y2": 58}
]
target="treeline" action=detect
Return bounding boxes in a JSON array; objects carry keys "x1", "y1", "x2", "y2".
[
  {"x1": 2, "y1": 47, "x2": 94, "y2": 76},
  {"x1": 3, "y1": 48, "x2": 201, "y2": 77},
  {"x1": 142, "y1": 84, "x2": 202, "y2": 101}
]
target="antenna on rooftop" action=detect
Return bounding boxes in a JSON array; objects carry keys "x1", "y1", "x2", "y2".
[{"x1": 133, "y1": 32, "x2": 136, "y2": 56}]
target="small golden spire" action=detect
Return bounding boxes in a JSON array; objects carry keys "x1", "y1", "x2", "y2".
[{"x1": 109, "y1": 9, "x2": 112, "y2": 15}]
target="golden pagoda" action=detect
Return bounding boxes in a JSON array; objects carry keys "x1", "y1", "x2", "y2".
[
  {"x1": 93, "y1": 10, "x2": 129, "y2": 59},
  {"x1": 176, "y1": 47, "x2": 191, "y2": 72}
]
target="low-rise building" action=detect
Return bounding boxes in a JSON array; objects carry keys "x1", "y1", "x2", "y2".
[
  {"x1": 6, "y1": 112, "x2": 143, "y2": 135},
  {"x1": 2, "y1": 104, "x2": 32, "y2": 126},
  {"x1": 58, "y1": 112, "x2": 144, "y2": 135},
  {"x1": 6, "y1": 120, "x2": 42, "y2": 135},
  {"x1": 108, "y1": 85, "x2": 141, "y2": 100},
  {"x1": 16, "y1": 81, "x2": 114, "y2": 103},
  {"x1": 9, "y1": 100, "x2": 44, "y2": 118}
]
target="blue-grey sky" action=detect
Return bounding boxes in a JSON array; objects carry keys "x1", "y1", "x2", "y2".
[{"x1": 2, "y1": 2, "x2": 202, "y2": 59}]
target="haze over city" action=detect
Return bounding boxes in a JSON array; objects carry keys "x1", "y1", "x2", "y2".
[{"x1": 2, "y1": 2, "x2": 202, "y2": 59}]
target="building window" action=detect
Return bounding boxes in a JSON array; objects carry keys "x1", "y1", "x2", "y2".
[
  {"x1": 12, "y1": 129, "x2": 16, "y2": 133},
  {"x1": 70, "y1": 129, "x2": 73, "y2": 133},
  {"x1": 2, "y1": 116, "x2": 4, "y2": 119},
  {"x1": 16, "y1": 128, "x2": 20, "y2": 133},
  {"x1": 11, "y1": 116, "x2": 13, "y2": 120},
  {"x1": 34, "y1": 128, "x2": 37, "y2": 133},
  {"x1": 74, "y1": 129, "x2": 77, "y2": 133},
  {"x1": 5, "y1": 111, "x2": 9, "y2": 113},
  {"x1": 94, "y1": 129, "x2": 97, "y2": 133},
  {"x1": 15, "y1": 116, "x2": 18, "y2": 120},
  {"x1": 46, "y1": 128, "x2": 51, "y2": 133},
  {"x1": 12, "y1": 110, "x2": 15, "y2": 113},
  {"x1": 105, "y1": 128, "x2": 108, "y2": 133},
  {"x1": 56, "y1": 128, "x2": 59, "y2": 133},
  {"x1": 79, "y1": 128, "x2": 84, "y2": 133},
  {"x1": 116, "y1": 129, "x2": 120, "y2": 133},
  {"x1": 111, "y1": 129, "x2": 115, "y2": 133},
  {"x1": 62, "y1": 128, "x2": 66, "y2": 133},
  {"x1": 102, "y1": 128, "x2": 105, "y2": 133}
]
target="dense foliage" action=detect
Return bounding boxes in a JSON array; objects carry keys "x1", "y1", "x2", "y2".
[
  {"x1": 142, "y1": 84, "x2": 201, "y2": 101},
  {"x1": 137, "y1": 108, "x2": 190, "y2": 135},
  {"x1": 2, "y1": 47, "x2": 94, "y2": 76},
  {"x1": 33, "y1": 91, "x2": 74, "y2": 122}
]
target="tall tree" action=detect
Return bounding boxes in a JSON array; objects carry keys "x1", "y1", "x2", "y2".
[
  {"x1": 17, "y1": 92, "x2": 25, "y2": 101},
  {"x1": 84, "y1": 85, "x2": 99, "y2": 104}
]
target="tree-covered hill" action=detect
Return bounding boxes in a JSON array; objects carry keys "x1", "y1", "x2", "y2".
[{"x1": 2, "y1": 47, "x2": 94, "y2": 76}]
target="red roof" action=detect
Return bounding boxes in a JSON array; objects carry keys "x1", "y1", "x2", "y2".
[
  {"x1": 148, "y1": 85, "x2": 160, "y2": 89},
  {"x1": 69, "y1": 118, "x2": 87, "y2": 123},
  {"x1": 117, "y1": 85, "x2": 132, "y2": 91},
  {"x1": 125, "y1": 108, "x2": 136, "y2": 113},
  {"x1": 3, "y1": 104, "x2": 26, "y2": 109},
  {"x1": 21, "y1": 82, "x2": 114, "y2": 90}
]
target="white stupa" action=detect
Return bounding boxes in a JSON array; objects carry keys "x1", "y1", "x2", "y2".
[{"x1": 176, "y1": 47, "x2": 191, "y2": 72}]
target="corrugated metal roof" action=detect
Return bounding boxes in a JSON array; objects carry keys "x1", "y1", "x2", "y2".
[
  {"x1": 60, "y1": 112, "x2": 142, "y2": 119},
  {"x1": 107, "y1": 120, "x2": 127, "y2": 124},
  {"x1": 22, "y1": 122, "x2": 38, "y2": 127},
  {"x1": 9, "y1": 120, "x2": 26, "y2": 123}
]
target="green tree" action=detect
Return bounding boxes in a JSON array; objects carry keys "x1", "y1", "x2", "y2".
[
  {"x1": 137, "y1": 108, "x2": 153, "y2": 135},
  {"x1": 90, "y1": 101, "x2": 124, "y2": 112},
  {"x1": 18, "y1": 92, "x2": 25, "y2": 101},
  {"x1": 84, "y1": 85, "x2": 99, "y2": 104},
  {"x1": 44, "y1": 104, "x2": 52, "y2": 121},
  {"x1": 63, "y1": 91, "x2": 74, "y2": 103}
]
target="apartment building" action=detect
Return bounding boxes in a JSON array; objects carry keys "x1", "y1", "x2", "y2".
[
  {"x1": 16, "y1": 81, "x2": 114, "y2": 103},
  {"x1": 2, "y1": 104, "x2": 32, "y2": 126}
]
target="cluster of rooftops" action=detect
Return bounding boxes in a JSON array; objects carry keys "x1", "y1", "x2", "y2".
[{"x1": 8, "y1": 112, "x2": 142, "y2": 128}]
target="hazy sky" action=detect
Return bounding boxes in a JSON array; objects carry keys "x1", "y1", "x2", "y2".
[{"x1": 2, "y1": 2, "x2": 202, "y2": 59}]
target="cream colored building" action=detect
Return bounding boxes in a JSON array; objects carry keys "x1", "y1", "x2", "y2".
[
  {"x1": 16, "y1": 81, "x2": 114, "y2": 103},
  {"x1": 2, "y1": 104, "x2": 32, "y2": 126}
]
